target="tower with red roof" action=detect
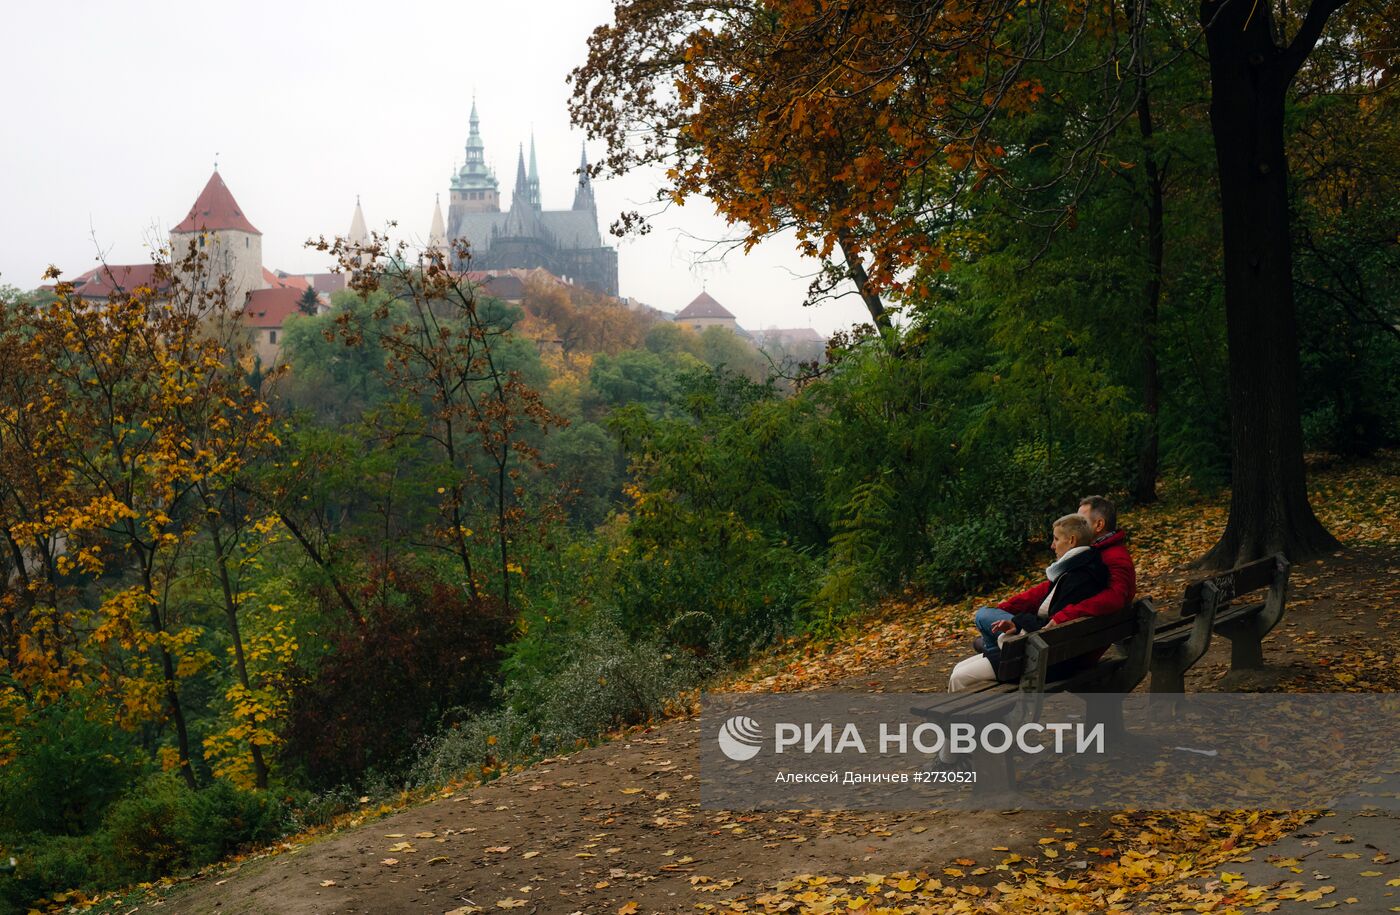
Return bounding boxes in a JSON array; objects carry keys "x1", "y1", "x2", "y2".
[{"x1": 168, "y1": 169, "x2": 267, "y2": 304}]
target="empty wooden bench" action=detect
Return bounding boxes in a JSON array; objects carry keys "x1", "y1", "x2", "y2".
[
  {"x1": 1150, "y1": 553, "x2": 1290, "y2": 693},
  {"x1": 912, "y1": 599, "x2": 1156, "y2": 793}
]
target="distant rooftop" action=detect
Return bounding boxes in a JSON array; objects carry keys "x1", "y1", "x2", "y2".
[
  {"x1": 675, "y1": 291, "x2": 735, "y2": 320},
  {"x1": 171, "y1": 171, "x2": 261, "y2": 235}
]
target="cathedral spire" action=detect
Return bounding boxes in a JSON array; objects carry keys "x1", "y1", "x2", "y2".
[
  {"x1": 526, "y1": 133, "x2": 541, "y2": 209},
  {"x1": 573, "y1": 142, "x2": 596, "y2": 212},
  {"x1": 512, "y1": 144, "x2": 531, "y2": 211},
  {"x1": 348, "y1": 196, "x2": 368, "y2": 244},
  {"x1": 428, "y1": 194, "x2": 446, "y2": 258},
  {"x1": 452, "y1": 98, "x2": 498, "y2": 195}
]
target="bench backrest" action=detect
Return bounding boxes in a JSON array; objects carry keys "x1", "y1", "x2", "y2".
[
  {"x1": 995, "y1": 602, "x2": 1146, "y2": 683},
  {"x1": 1180, "y1": 553, "x2": 1286, "y2": 616}
]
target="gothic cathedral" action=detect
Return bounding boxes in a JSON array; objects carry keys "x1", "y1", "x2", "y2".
[{"x1": 443, "y1": 101, "x2": 618, "y2": 297}]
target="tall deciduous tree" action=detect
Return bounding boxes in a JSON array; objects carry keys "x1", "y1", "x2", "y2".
[
  {"x1": 575, "y1": 0, "x2": 1382, "y2": 565},
  {"x1": 1194, "y1": 0, "x2": 1348, "y2": 566},
  {"x1": 316, "y1": 236, "x2": 565, "y2": 611}
]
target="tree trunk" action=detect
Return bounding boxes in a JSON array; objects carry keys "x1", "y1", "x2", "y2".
[
  {"x1": 207, "y1": 512, "x2": 269, "y2": 789},
  {"x1": 144, "y1": 566, "x2": 198, "y2": 790},
  {"x1": 836, "y1": 233, "x2": 891, "y2": 332},
  {"x1": 1132, "y1": 54, "x2": 1163, "y2": 505},
  {"x1": 1197, "y1": 0, "x2": 1342, "y2": 569},
  {"x1": 277, "y1": 511, "x2": 362, "y2": 622}
]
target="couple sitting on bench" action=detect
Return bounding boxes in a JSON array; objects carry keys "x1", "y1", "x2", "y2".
[{"x1": 948, "y1": 495, "x2": 1137, "y2": 691}]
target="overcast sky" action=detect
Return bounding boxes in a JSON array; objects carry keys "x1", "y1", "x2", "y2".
[{"x1": 0, "y1": 0, "x2": 870, "y2": 335}]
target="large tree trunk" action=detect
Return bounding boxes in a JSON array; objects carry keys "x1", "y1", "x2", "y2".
[
  {"x1": 1196, "y1": 0, "x2": 1343, "y2": 569},
  {"x1": 1132, "y1": 59, "x2": 1163, "y2": 505}
]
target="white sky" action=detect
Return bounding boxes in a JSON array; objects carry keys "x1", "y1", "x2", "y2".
[{"x1": 0, "y1": 0, "x2": 869, "y2": 335}]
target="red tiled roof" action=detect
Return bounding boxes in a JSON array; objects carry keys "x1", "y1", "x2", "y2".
[
  {"x1": 242, "y1": 286, "x2": 305, "y2": 329},
  {"x1": 63, "y1": 263, "x2": 169, "y2": 298},
  {"x1": 172, "y1": 171, "x2": 261, "y2": 235},
  {"x1": 675, "y1": 290, "x2": 735, "y2": 320},
  {"x1": 479, "y1": 274, "x2": 526, "y2": 301},
  {"x1": 265, "y1": 269, "x2": 311, "y2": 291}
]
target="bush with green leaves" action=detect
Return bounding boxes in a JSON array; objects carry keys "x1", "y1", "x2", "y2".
[
  {"x1": 0, "y1": 691, "x2": 141, "y2": 839},
  {"x1": 0, "y1": 776, "x2": 286, "y2": 914},
  {"x1": 408, "y1": 611, "x2": 706, "y2": 789},
  {"x1": 102, "y1": 775, "x2": 287, "y2": 883}
]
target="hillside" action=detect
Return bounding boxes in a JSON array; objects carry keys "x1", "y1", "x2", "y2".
[{"x1": 95, "y1": 453, "x2": 1400, "y2": 915}]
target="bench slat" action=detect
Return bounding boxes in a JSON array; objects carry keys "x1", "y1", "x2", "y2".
[
  {"x1": 1181, "y1": 555, "x2": 1281, "y2": 616},
  {"x1": 995, "y1": 609, "x2": 1137, "y2": 682}
]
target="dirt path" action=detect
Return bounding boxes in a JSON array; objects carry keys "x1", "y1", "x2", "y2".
[{"x1": 149, "y1": 543, "x2": 1400, "y2": 915}]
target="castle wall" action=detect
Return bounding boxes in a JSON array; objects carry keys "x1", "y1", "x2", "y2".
[
  {"x1": 450, "y1": 187, "x2": 499, "y2": 214},
  {"x1": 169, "y1": 229, "x2": 265, "y2": 306}
]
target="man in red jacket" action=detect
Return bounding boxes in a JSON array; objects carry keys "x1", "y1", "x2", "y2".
[{"x1": 973, "y1": 495, "x2": 1137, "y2": 651}]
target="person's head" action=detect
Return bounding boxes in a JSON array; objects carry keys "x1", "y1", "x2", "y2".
[
  {"x1": 1077, "y1": 494, "x2": 1117, "y2": 538},
  {"x1": 1051, "y1": 513, "x2": 1094, "y2": 558}
]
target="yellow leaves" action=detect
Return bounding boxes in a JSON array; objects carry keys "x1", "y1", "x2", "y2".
[{"x1": 157, "y1": 745, "x2": 183, "y2": 772}]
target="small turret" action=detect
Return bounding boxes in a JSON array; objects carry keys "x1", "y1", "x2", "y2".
[
  {"x1": 512, "y1": 144, "x2": 532, "y2": 211},
  {"x1": 573, "y1": 142, "x2": 596, "y2": 212},
  {"x1": 348, "y1": 196, "x2": 368, "y2": 244},
  {"x1": 428, "y1": 194, "x2": 446, "y2": 258},
  {"x1": 526, "y1": 133, "x2": 542, "y2": 210}
]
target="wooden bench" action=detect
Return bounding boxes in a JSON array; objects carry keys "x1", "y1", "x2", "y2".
[
  {"x1": 911, "y1": 599, "x2": 1156, "y2": 793},
  {"x1": 1150, "y1": 553, "x2": 1290, "y2": 693}
]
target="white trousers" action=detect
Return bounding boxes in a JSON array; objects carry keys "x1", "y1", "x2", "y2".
[{"x1": 948, "y1": 654, "x2": 997, "y2": 691}]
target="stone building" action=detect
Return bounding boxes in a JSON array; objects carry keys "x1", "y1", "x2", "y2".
[
  {"x1": 169, "y1": 170, "x2": 267, "y2": 306},
  {"x1": 57, "y1": 170, "x2": 323, "y2": 366},
  {"x1": 442, "y1": 101, "x2": 618, "y2": 297}
]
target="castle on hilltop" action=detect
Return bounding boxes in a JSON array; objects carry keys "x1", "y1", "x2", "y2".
[{"x1": 435, "y1": 101, "x2": 618, "y2": 297}]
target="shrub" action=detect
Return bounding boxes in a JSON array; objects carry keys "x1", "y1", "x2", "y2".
[
  {"x1": 533, "y1": 613, "x2": 705, "y2": 740},
  {"x1": 916, "y1": 514, "x2": 1028, "y2": 596},
  {"x1": 0, "y1": 833, "x2": 106, "y2": 915},
  {"x1": 408, "y1": 613, "x2": 707, "y2": 789},
  {"x1": 0, "y1": 692, "x2": 141, "y2": 837},
  {"x1": 100, "y1": 775, "x2": 286, "y2": 884},
  {"x1": 281, "y1": 559, "x2": 509, "y2": 788}
]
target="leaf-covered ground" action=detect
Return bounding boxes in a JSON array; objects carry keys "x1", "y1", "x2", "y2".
[{"x1": 83, "y1": 452, "x2": 1400, "y2": 914}]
